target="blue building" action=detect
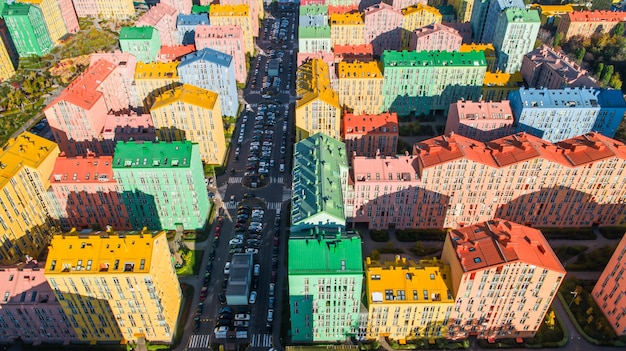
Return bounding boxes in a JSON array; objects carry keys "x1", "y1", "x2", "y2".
[
  {"x1": 177, "y1": 47, "x2": 238, "y2": 116},
  {"x1": 176, "y1": 13, "x2": 209, "y2": 45},
  {"x1": 509, "y1": 88, "x2": 626, "y2": 142},
  {"x1": 479, "y1": 0, "x2": 525, "y2": 43}
]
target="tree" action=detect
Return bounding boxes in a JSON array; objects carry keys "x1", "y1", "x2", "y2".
[
  {"x1": 370, "y1": 249, "x2": 381, "y2": 261},
  {"x1": 595, "y1": 63, "x2": 605, "y2": 77},
  {"x1": 601, "y1": 64, "x2": 614, "y2": 84},
  {"x1": 553, "y1": 32, "x2": 563, "y2": 47},
  {"x1": 613, "y1": 22, "x2": 625, "y2": 37},
  {"x1": 575, "y1": 47, "x2": 586, "y2": 62},
  {"x1": 609, "y1": 73, "x2": 622, "y2": 90}
]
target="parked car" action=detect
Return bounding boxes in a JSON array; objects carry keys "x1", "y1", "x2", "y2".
[
  {"x1": 224, "y1": 262, "x2": 231, "y2": 275},
  {"x1": 249, "y1": 291, "x2": 257, "y2": 304}
]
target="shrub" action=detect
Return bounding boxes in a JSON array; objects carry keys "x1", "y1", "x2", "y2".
[
  {"x1": 396, "y1": 229, "x2": 447, "y2": 242},
  {"x1": 378, "y1": 242, "x2": 403, "y2": 254},
  {"x1": 538, "y1": 227, "x2": 596, "y2": 240},
  {"x1": 370, "y1": 230, "x2": 390, "y2": 242},
  {"x1": 552, "y1": 245, "x2": 588, "y2": 263},
  {"x1": 599, "y1": 226, "x2": 626, "y2": 239},
  {"x1": 566, "y1": 244, "x2": 616, "y2": 271}
]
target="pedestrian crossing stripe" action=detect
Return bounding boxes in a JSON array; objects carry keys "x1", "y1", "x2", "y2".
[
  {"x1": 250, "y1": 333, "x2": 273, "y2": 347},
  {"x1": 267, "y1": 202, "x2": 282, "y2": 210},
  {"x1": 187, "y1": 334, "x2": 211, "y2": 349},
  {"x1": 270, "y1": 177, "x2": 284, "y2": 184},
  {"x1": 224, "y1": 202, "x2": 238, "y2": 210},
  {"x1": 228, "y1": 177, "x2": 243, "y2": 184}
]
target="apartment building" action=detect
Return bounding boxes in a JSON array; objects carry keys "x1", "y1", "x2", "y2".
[
  {"x1": 295, "y1": 59, "x2": 341, "y2": 141},
  {"x1": 410, "y1": 23, "x2": 462, "y2": 52},
  {"x1": 342, "y1": 113, "x2": 398, "y2": 158},
  {"x1": 492, "y1": 8, "x2": 540, "y2": 73},
  {"x1": 298, "y1": 26, "x2": 332, "y2": 53},
  {"x1": 119, "y1": 26, "x2": 161, "y2": 63},
  {"x1": 441, "y1": 220, "x2": 565, "y2": 340},
  {"x1": 136, "y1": 2, "x2": 179, "y2": 46},
  {"x1": 401, "y1": 4, "x2": 442, "y2": 48},
  {"x1": 364, "y1": 256, "x2": 454, "y2": 341},
  {"x1": 161, "y1": 0, "x2": 192, "y2": 15},
  {"x1": 381, "y1": 50, "x2": 486, "y2": 117},
  {"x1": 478, "y1": 0, "x2": 525, "y2": 43},
  {"x1": 195, "y1": 25, "x2": 247, "y2": 84},
  {"x1": 99, "y1": 111, "x2": 156, "y2": 155},
  {"x1": 592, "y1": 234, "x2": 626, "y2": 336},
  {"x1": 291, "y1": 133, "x2": 348, "y2": 232},
  {"x1": 509, "y1": 87, "x2": 626, "y2": 142},
  {"x1": 0, "y1": 132, "x2": 59, "y2": 265},
  {"x1": 150, "y1": 84, "x2": 226, "y2": 165},
  {"x1": 45, "y1": 228, "x2": 182, "y2": 344},
  {"x1": 71, "y1": 0, "x2": 135, "y2": 18},
  {"x1": 481, "y1": 71, "x2": 524, "y2": 102},
  {"x1": 336, "y1": 61, "x2": 383, "y2": 115},
  {"x1": 157, "y1": 44, "x2": 196, "y2": 63},
  {"x1": 387, "y1": 0, "x2": 429, "y2": 10},
  {"x1": 89, "y1": 51, "x2": 139, "y2": 108},
  {"x1": 363, "y1": 3, "x2": 403, "y2": 56},
  {"x1": 134, "y1": 61, "x2": 180, "y2": 112},
  {"x1": 522, "y1": 45, "x2": 598, "y2": 89},
  {"x1": 445, "y1": 100, "x2": 514, "y2": 141},
  {"x1": 299, "y1": 4, "x2": 328, "y2": 27},
  {"x1": 113, "y1": 141, "x2": 210, "y2": 231},
  {"x1": 334, "y1": 44, "x2": 374, "y2": 64},
  {"x1": 19, "y1": 0, "x2": 71, "y2": 43},
  {"x1": 450, "y1": 0, "x2": 474, "y2": 22},
  {"x1": 329, "y1": 12, "x2": 365, "y2": 46},
  {"x1": 221, "y1": 0, "x2": 264, "y2": 33},
  {"x1": 460, "y1": 43, "x2": 496, "y2": 72},
  {"x1": 57, "y1": 0, "x2": 80, "y2": 35},
  {"x1": 208, "y1": 4, "x2": 254, "y2": 54},
  {"x1": 0, "y1": 24, "x2": 16, "y2": 81},
  {"x1": 2, "y1": 3, "x2": 53, "y2": 57},
  {"x1": 350, "y1": 131, "x2": 626, "y2": 229},
  {"x1": 177, "y1": 47, "x2": 238, "y2": 117},
  {"x1": 176, "y1": 13, "x2": 209, "y2": 45},
  {"x1": 557, "y1": 10, "x2": 626, "y2": 40},
  {"x1": 48, "y1": 154, "x2": 130, "y2": 232}
]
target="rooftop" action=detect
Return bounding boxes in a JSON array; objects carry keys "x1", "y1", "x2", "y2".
[
  {"x1": 449, "y1": 100, "x2": 513, "y2": 121},
  {"x1": 352, "y1": 154, "x2": 420, "y2": 181},
  {"x1": 299, "y1": 4, "x2": 328, "y2": 16},
  {"x1": 120, "y1": 26, "x2": 157, "y2": 40},
  {"x1": 208, "y1": 4, "x2": 249, "y2": 16},
  {"x1": 0, "y1": 132, "x2": 58, "y2": 187},
  {"x1": 179, "y1": 47, "x2": 233, "y2": 68},
  {"x1": 101, "y1": 111, "x2": 155, "y2": 138},
  {"x1": 402, "y1": 4, "x2": 441, "y2": 16},
  {"x1": 524, "y1": 45, "x2": 595, "y2": 86},
  {"x1": 502, "y1": 7, "x2": 540, "y2": 22},
  {"x1": 158, "y1": 45, "x2": 196, "y2": 62},
  {"x1": 483, "y1": 71, "x2": 523, "y2": 86},
  {"x1": 51, "y1": 154, "x2": 114, "y2": 184},
  {"x1": 568, "y1": 10, "x2": 626, "y2": 22},
  {"x1": 343, "y1": 112, "x2": 398, "y2": 135},
  {"x1": 135, "y1": 61, "x2": 179, "y2": 80},
  {"x1": 298, "y1": 25, "x2": 331, "y2": 38},
  {"x1": 364, "y1": 2, "x2": 402, "y2": 16},
  {"x1": 414, "y1": 22, "x2": 460, "y2": 37},
  {"x1": 48, "y1": 60, "x2": 117, "y2": 110},
  {"x1": 136, "y1": 2, "x2": 177, "y2": 27},
  {"x1": 329, "y1": 12, "x2": 364, "y2": 25},
  {"x1": 113, "y1": 140, "x2": 196, "y2": 169},
  {"x1": 2, "y1": 2, "x2": 34, "y2": 16},
  {"x1": 151, "y1": 83, "x2": 219, "y2": 111},
  {"x1": 334, "y1": 44, "x2": 373, "y2": 56},
  {"x1": 288, "y1": 234, "x2": 362, "y2": 273},
  {"x1": 337, "y1": 60, "x2": 382, "y2": 79},
  {"x1": 176, "y1": 13, "x2": 209, "y2": 26},
  {"x1": 382, "y1": 50, "x2": 487, "y2": 68},
  {"x1": 296, "y1": 59, "x2": 339, "y2": 108},
  {"x1": 511, "y1": 87, "x2": 602, "y2": 109}
]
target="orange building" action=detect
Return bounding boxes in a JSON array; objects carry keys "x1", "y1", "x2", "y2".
[
  {"x1": 157, "y1": 44, "x2": 196, "y2": 62},
  {"x1": 441, "y1": 219, "x2": 565, "y2": 340},
  {"x1": 556, "y1": 10, "x2": 626, "y2": 40},
  {"x1": 592, "y1": 233, "x2": 626, "y2": 336},
  {"x1": 342, "y1": 112, "x2": 398, "y2": 158}
]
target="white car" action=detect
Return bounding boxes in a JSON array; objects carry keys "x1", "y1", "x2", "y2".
[
  {"x1": 254, "y1": 264, "x2": 260, "y2": 276},
  {"x1": 246, "y1": 248, "x2": 259, "y2": 255},
  {"x1": 224, "y1": 262, "x2": 231, "y2": 275},
  {"x1": 267, "y1": 309, "x2": 274, "y2": 322},
  {"x1": 249, "y1": 291, "x2": 257, "y2": 304},
  {"x1": 229, "y1": 238, "x2": 242, "y2": 245},
  {"x1": 235, "y1": 313, "x2": 250, "y2": 321},
  {"x1": 269, "y1": 283, "x2": 275, "y2": 296}
]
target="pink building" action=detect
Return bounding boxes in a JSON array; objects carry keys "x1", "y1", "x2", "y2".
[
  {"x1": 343, "y1": 112, "x2": 398, "y2": 158},
  {"x1": 89, "y1": 51, "x2": 139, "y2": 108},
  {"x1": 161, "y1": 0, "x2": 192, "y2": 15},
  {"x1": 157, "y1": 44, "x2": 196, "y2": 62},
  {"x1": 443, "y1": 22, "x2": 472, "y2": 43},
  {"x1": 593, "y1": 233, "x2": 626, "y2": 336},
  {"x1": 521, "y1": 44, "x2": 598, "y2": 89},
  {"x1": 328, "y1": 5, "x2": 358, "y2": 14},
  {"x1": 301, "y1": 0, "x2": 325, "y2": 5},
  {"x1": 410, "y1": 23, "x2": 462, "y2": 52},
  {"x1": 195, "y1": 25, "x2": 247, "y2": 83},
  {"x1": 442, "y1": 219, "x2": 565, "y2": 340},
  {"x1": 58, "y1": 0, "x2": 80, "y2": 34},
  {"x1": 221, "y1": 0, "x2": 261, "y2": 33},
  {"x1": 100, "y1": 110, "x2": 156, "y2": 155},
  {"x1": 386, "y1": 0, "x2": 427, "y2": 11},
  {"x1": 71, "y1": 0, "x2": 98, "y2": 17},
  {"x1": 136, "y1": 2, "x2": 179, "y2": 46},
  {"x1": 297, "y1": 51, "x2": 335, "y2": 67},
  {"x1": 363, "y1": 3, "x2": 402, "y2": 56},
  {"x1": 350, "y1": 132, "x2": 626, "y2": 229},
  {"x1": 49, "y1": 153, "x2": 131, "y2": 231},
  {"x1": 333, "y1": 44, "x2": 373, "y2": 63},
  {"x1": 445, "y1": 100, "x2": 514, "y2": 141},
  {"x1": 0, "y1": 261, "x2": 77, "y2": 344}
]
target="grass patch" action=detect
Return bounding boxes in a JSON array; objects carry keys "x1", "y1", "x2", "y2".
[
  {"x1": 176, "y1": 250, "x2": 204, "y2": 276},
  {"x1": 538, "y1": 227, "x2": 596, "y2": 240},
  {"x1": 51, "y1": 28, "x2": 118, "y2": 60},
  {"x1": 552, "y1": 245, "x2": 588, "y2": 263},
  {"x1": 566, "y1": 244, "x2": 616, "y2": 271},
  {"x1": 370, "y1": 230, "x2": 389, "y2": 242},
  {"x1": 408, "y1": 242, "x2": 442, "y2": 257},
  {"x1": 599, "y1": 226, "x2": 626, "y2": 239},
  {"x1": 396, "y1": 229, "x2": 447, "y2": 242}
]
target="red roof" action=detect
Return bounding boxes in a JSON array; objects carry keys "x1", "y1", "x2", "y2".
[
  {"x1": 334, "y1": 43, "x2": 373, "y2": 55},
  {"x1": 47, "y1": 60, "x2": 117, "y2": 110},
  {"x1": 51, "y1": 154, "x2": 115, "y2": 184},
  {"x1": 568, "y1": 10, "x2": 626, "y2": 22},
  {"x1": 158, "y1": 45, "x2": 196, "y2": 62},
  {"x1": 343, "y1": 112, "x2": 398, "y2": 136}
]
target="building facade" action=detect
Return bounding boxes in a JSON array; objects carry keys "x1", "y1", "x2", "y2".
[
  {"x1": 461, "y1": 43, "x2": 496, "y2": 72},
  {"x1": 89, "y1": 51, "x2": 139, "y2": 109},
  {"x1": 221, "y1": 0, "x2": 263, "y2": 33},
  {"x1": 481, "y1": 71, "x2": 524, "y2": 102},
  {"x1": 195, "y1": 25, "x2": 247, "y2": 84},
  {"x1": 74, "y1": 0, "x2": 135, "y2": 18},
  {"x1": 134, "y1": 61, "x2": 181, "y2": 112},
  {"x1": 329, "y1": 12, "x2": 365, "y2": 46},
  {"x1": 445, "y1": 100, "x2": 514, "y2": 141},
  {"x1": 492, "y1": 8, "x2": 540, "y2": 73},
  {"x1": 521, "y1": 45, "x2": 598, "y2": 89},
  {"x1": 208, "y1": 4, "x2": 254, "y2": 54},
  {"x1": 23, "y1": 0, "x2": 71, "y2": 43},
  {"x1": 0, "y1": 23, "x2": 16, "y2": 81},
  {"x1": 336, "y1": 61, "x2": 383, "y2": 115},
  {"x1": 136, "y1": 2, "x2": 179, "y2": 46},
  {"x1": 342, "y1": 112, "x2": 398, "y2": 158},
  {"x1": 556, "y1": 10, "x2": 626, "y2": 40},
  {"x1": 161, "y1": 0, "x2": 192, "y2": 15},
  {"x1": 299, "y1": 4, "x2": 328, "y2": 27},
  {"x1": 363, "y1": 3, "x2": 402, "y2": 56},
  {"x1": 119, "y1": 26, "x2": 161, "y2": 63},
  {"x1": 479, "y1": 0, "x2": 525, "y2": 43},
  {"x1": 298, "y1": 26, "x2": 332, "y2": 53},
  {"x1": 592, "y1": 233, "x2": 626, "y2": 336},
  {"x1": 401, "y1": 4, "x2": 442, "y2": 49},
  {"x1": 410, "y1": 23, "x2": 462, "y2": 52},
  {"x1": 157, "y1": 44, "x2": 196, "y2": 63},
  {"x1": 176, "y1": 13, "x2": 209, "y2": 45},
  {"x1": 2, "y1": 3, "x2": 53, "y2": 57}
]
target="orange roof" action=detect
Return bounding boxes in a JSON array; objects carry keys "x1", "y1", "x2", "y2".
[
  {"x1": 48, "y1": 60, "x2": 117, "y2": 110},
  {"x1": 334, "y1": 43, "x2": 373, "y2": 55},
  {"x1": 328, "y1": 5, "x2": 359, "y2": 15},
  {"x1": 343, "y1": 112, "x2": 398, "y2": 135},
  {"x1": 51, "y1": 154, "x2": 115, "y2": 184},
  {"x1": 448, "y1": 219, "x2": 565, "y2": 273},
  {"x1": 158, "y1": 44, "x2": 196, "y2": 62},
  {"x1": 568, "y1": 10, "x2": 626, "y2": 22}
]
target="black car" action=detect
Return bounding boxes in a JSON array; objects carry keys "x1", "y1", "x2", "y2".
[
  {"x1": 265, "y1": 322, "x2": 273, "y2": 333},
  {"x1": 243, "y1": 193, "x2": 256, "y2": 198},
  {"x1": 220, "y1": 312, "x2": 233, "y2": 320},
  {"x1": 216, "y1": 319, "x2": 231, "y2": 327},
  {"x1": 197, "y1": 302, "x2": 204, "y2": 314},
  {"x1": 193, "y1": 317, "x2": 200, "y2": 332},
  {"x1": 209, "y1": 252, "x2": 215, "y2": 260},
  {"x1": 219, "y1": 293, "x2": 226, "y2": 304},
  {"x1": 222, "y1": 278, "x2": 228, "y2": 289}
]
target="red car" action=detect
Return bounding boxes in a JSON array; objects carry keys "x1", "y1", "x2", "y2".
[
  {"x1": 215, "y1": 226, "x2": 221, "y2": 234},
  {"x1": 217, "y1": 216, "x2": 224, "y2": 225},
  {"x1": 199, "y1": 287, "x2": 208, "y2": 301}
]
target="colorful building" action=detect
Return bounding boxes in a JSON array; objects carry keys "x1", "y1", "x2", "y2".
[
  {"x1": 0, "y1": 22, "x2": 16, "y2": 81},
  {"x1": 450, "y1": 0, "x2": 474, "y2": 23},
  {"x1": 329, "y1": 12, "x2": 365, "y2": 46},
  {"x1": 136, "y1": 2, "x2": 179, "y2": 46},
  {"x1": 481, "y1": 71, "x2": 523, "y2": 102},
  {"x1": 444, "y1": 21, "x2": 472, "y2": 43},
  {"x1": 119, "y1": 26, "x2": 161, "y2": 63},
  {"x1": 401, "y1": 4, "x2": 442, "y2": 49},
  {"x1": 522, "y1": 45, "x2": 598, "y2": 89},
  {"x1": 288, "y1": 228, "x2": 363, "y2": 342},
  {"x1": 529, "y1": 4, "x2": 574, "y2": 28},
  {"x1": 291, "y1": 133, "x2": 348, "y2": 231},
  {"x1": 195, "y1": 25, "x2": 247, "y2": 84},
  {"x1": 0, "y1": 261, "x2": 77, "y2": 344},
  {"x1": 349, "y1": 131, "x2": 626, "y2": 229},
  {"x1": 334, "y1": 44, "x2": 374, "y2": 64},
  {"x1": 161, "y1": 0, "x2": 192, "y2": 15},
  {"x1": 45, "y1": 228, "x2": 182, "y2": 344},
  {"x1": 0, "y1": 132, "x2": 59, "y2": 264},
  {"x1": 150, "y1": 84, "x2": 226, "y2": 165},
  {"x1": 381, "y1": 50, "x2": 487, "y2": 117},
  {"x1": 445, "y1": 100, "x2": 514, "y2": 141},
  {"x1": 208, "y1": 4, "x2": 254, "y2": 54},
  {"x1": 336, "y1": 60, "x2": 383, "y2": 115},
  {"x1": 221, "y1": 0, "x2": 264, "y2": 33},
  {"x1": 386, "y1": 0, "x2": 428, "y2": 10},
  {"x1": 557, "y1": 10, "x2": 626, "y2": 40},
  {"x1": 134, "y1": 61, "x2": 180, "y2": 112},
  {"x1": 410, "y1": 23, "x2": 462, "y2": 52},
  {"x1": 71, "y1": 0, "x2": 135, "y2": 18},
  {"x1": 460, "y1": 43, "x2": 496, "y2": 72},
  {"x1": 48, "y1": 154, "x2": 131, "y2": 232},
  {"x1": 113, "y1": 140, "x2": 210, "y2": 231},
  {"x1": 2, "y1": 2, "x2": 53, "y2": 57},
  {"x1": 57, "y1": 0, "x2": 80, "y2": 35},
  {"x1": 299, "y1": 4, "x2": 328, "y2": 27},
  {"x1": 298, "y1": 26, "x2": 332, "y2": 53},
  {"x1": 157, "y1": 44, "x2": 196, "y2": 63},
  {"x1": 177, "y1": 47, "x2": 238, "y2": 117},
  {"x1": 364, "y1": 256, "x2": 454, "y2": 341},
  {"x1": 176, "y1": 13, "x2": 209, "y2": 45},
  {"x1": 509, "y1": 87, "x2": 626, "y2": 142},
  {"x1": 592, "y1": 233, "x2": 626, "y2": 336},
  {"x1": 478, "y1": 0, "x2": 525, "y2": 43},
  {"x1": 99, "y1": 111, "x2": 156, "y2": 155},
  {"x1": 492, "y1": 8, "x2": 540, "y2": 73},
  {"x1": 363, "y1": 3, "x2": 403, "y2": 56},
  {"x1": 342, "y1": 112, "x2": 398, "y2": 158},
  {"x1": 89, "y1": 51, "x2": 139, "y2": 108},
  {"x1": 442, "y1": 220, "x2": 565, "y2": 340},
  {"x1": 19, "y1": 0, "x2": 72, "y2": 43},
  {"x1": 295, "y1": 59, "x2": 341, "y2": 141}
]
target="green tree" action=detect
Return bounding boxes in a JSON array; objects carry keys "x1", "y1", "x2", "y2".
[
  {"x1": 553, "y1": 32, "x2": 563, "y2": 47},
  {"x1": 575, "y1": 47, "x2": 586, "y2": 62},
  {"x1": 601, "y1": 64, "x2": 614, "y2": 84},
  {"x1": 370, "y1": 249, "x2": 381, "y2": 261},
  {"x1": 613, "y1": 22, "x2": 625, "y2": 37},
  {"x1": 595, "y1": 62, "x2": 605, "y2": 77},
  {"x1": 609, "y1": 73, "x2": 622, "y2": 90}
]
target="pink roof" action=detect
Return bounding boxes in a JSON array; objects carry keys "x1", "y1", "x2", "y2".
[
  {"x1": 89, "y1": 51, "x2": 138, "y2": 80},
  {"x1": 448, "y1": 219, "x2": 565, "y2": 273},
  {"x1": 568, "y1": 10, "x2": 626, "y2": 22},
  {"x1": 352, "y1": 154, "x2": 420, "y2": 181},
  {"x1": 343, "y1": 112, "x2": 398, "y2": 135},
  {"x1": 158, "y1": 45, "x2": 196, "y2": 62},
  {"x1": 414, "y1": 22, "x2": 459, "y2": 38},
  {"x1": 48, "y1": 60, "x2": 117, "y2": 110},
  {"x1": 136, "y1": 2, "x2": 178, "y2": 26},
  {"x1": 196, "y1": 24, "x2": 243, "y2": 39},
  {"x1": 101, "y1": 111, "x2": 155, "y2": 139},
  {"x1": 51, "y1": 154, "x2": 114, "y2": 184},
  {"x1": 364, "y1": 2, "x2": 401, "y2": 15}
]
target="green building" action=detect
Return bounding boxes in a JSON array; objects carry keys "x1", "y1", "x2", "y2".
[
  {"x1": 112, "y1": 140, "x2": 211, "y2": 231},
  {"x1": 119, "y1": 26, "x2": 161, "y2": 63},
  {"x1": 381, "y1": 50, "x2": 487, "y2": 116},
  {"x1": 298, "y1": 26, "x2": 331, "y2": 53},
  {"x1": 191, "y1": 5, "x2": 210, "y2": 14},
  {"x1": 291, "y1": 133, "x2": 348, "y2": 233},
  {"x1": 493, "y1": 8, "x2": 540, "y2": 73},
  {"x1": 1, "y1": 2, "x2": 53, "y2": 57},
  {"x1": 288, "y1": 228, "x2": 363, "y2": 343}
]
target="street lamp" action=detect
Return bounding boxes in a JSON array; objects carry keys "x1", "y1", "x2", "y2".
[{"x1": 568, "y1": 291, "x2": 578, "y2": 308}]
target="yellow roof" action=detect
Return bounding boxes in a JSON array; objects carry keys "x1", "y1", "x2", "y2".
[
  {"x1": 529, "y1": 4, "x2": 574, "y2": 15},
  {"x1": 209, "y1": 4, "x2": 249, "y2": 16},
  {"x1": 337, "y1": 60, "x2": 383, "y2": 79},
  {"x1": 151, "y1": 84, "x2": 219, "y2": 110},
  {"x1": 296, "y1": 59, "x2": 340, "y2": 109},
  {"x1": 329, "y1": 12, "x2": 364, "y2": 25},
  {"x1": 135, "y1": 61, "x2": 179, "y2": 80},
  {"x1": 483, "y1": 71, "x2": 523, "y2": 86},
  {"x1": 402, "y1": 4, "x2": 441, "y2": 16},
  {"x1": 460, "y1": 43, "x2": 495, "y2": 53},
  {"x1": 0, "y1": 132, "x2": 58, "y2": 187}
]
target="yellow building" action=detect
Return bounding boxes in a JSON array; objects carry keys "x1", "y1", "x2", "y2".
[
  {"x1": 330, "y1": 12, "x2": 365, "y2": 46},
  {"x1": 150, "y1": 84, "x2": 226, "y2": 165},
  {"x1": 481, "y1": 71, "x2": 523, "y2": 102},
  {"x1": 18, "y1": 0, "x2": 67, "y2": 42},
  {"x1": 0, "y1": 132, "x2": 59, "y2": 264},
  {"x1": 0, "y1": 35, "x2": 16, "y2": 81},
  {"x1": 209, "y1": 4, "x2": 254, "y2": 54},
  {"x1": 96, "y1": 0, "x2": 135, "y2": 18},
  {"x1": 365, "y1": 256, "x2": 455, "y2": 342},
  {"x1": 295, "y1": 59, "x2": 341, "y2": 141},
  {"x1": 401, "y1": 5, "x2": 442, "y2": 49},
  {"x1": 337, "y1": 60, "x2": 383, "y2": 115},
  {"x1": 134, "y1": 61, "x2": 180, "y2": 112},
  {"x1": 461, "y1": 44, "x2": 496, "y2": 72},
  {"x1": 450, "y1": 0, "x2": 473, "y2": 23},
  {"x1": 44, "y1": 228, "x2": 182, "y2": 344},
  {"x1": 529, "y1": 4, "x2": 574, "y2": 27}
]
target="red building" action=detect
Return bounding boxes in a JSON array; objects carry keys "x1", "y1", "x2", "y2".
[{"x1": 342, "y1": 112, "x2": 398, "y2": 158}]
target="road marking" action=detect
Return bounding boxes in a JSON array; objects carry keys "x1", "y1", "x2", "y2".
[
  {"x1": 187, "y1": 334, "x2": 211, "y2": 349},
  {"x1": 228, "y1": 177, "x2": 243, "y2": 184},
  {"x1": 267, "y1": 202, "x2": 282, "y2": 210},
  {"x1": 251, "y1": 333, "x2": 273, "y2": 347},
  {"x1": 270, "y1": 176, "x2": 284, "y2": 184},
  {"x1": 224, "y1": 202, "x2": 238, "y2": 210}
]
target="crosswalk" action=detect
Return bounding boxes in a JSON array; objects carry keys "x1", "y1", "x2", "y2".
[
  {"x1": 228, "y1": 177, "x2": 243, "y2": 184},
  {"x1": 250, "y1": 333, "x2": 273, "y2": 347},
  {"x1": 266, "y1": 202, "x2": 282, "y2": 210},
  {"x1": 187, "y1": 334, "x2": 211, "y2": 349},
  {"x1": 270, "y1": 177, "x2": 283, "y2": 184},
  {"x1": 224, "y1": 202, "x2": 238, "y2": 210}
]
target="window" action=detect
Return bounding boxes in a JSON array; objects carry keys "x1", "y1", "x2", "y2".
[
  {"x1": 50, "y1": 260, "x2": 56, "y2": 271},
  {"x1": 413, "y1": 290, "x2": 418, "y2": 300},
  {"x1": 8, "y1": 275, "x2": 13, "y2": 281},
  {"x1": 423, "y1": 290, "x2": 429, "y2": 300},
  {"x1": 430, "y1": 274, "x2": 435, "y2": 280},
  {"x1": 140, "y1": 259, "x2": 145, "y2": 270},
  {"x1": 385, "y1": 289, "x2": 394, "y2": 300},
  {"x1": 2, "y1": 292, "x2": 9, "y2": 302},
  {"x1": 473, "y1": 257, "x2": 482, "y2": 263},
  {"x1": 30, "y1": 292, "x2": 37, "y2": 302}
]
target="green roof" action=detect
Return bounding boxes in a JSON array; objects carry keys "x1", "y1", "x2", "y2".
[
  {"x1": 298, "y1": 26, "x2": 331, "y2": 39},
  {"x1": 191, "y1": 5, "x2": 210, "y2": 14},
  {"x1": 120, "y1": 26, "x2": 156, "y2": 40},
  {"x1": 291, "y1": 133, "x2": 347, "y2": 226},
  {"x1": 299, "y1": 4, "x2": 328, "y2": 16},
  {"x1": 503, "y1": 8, "x2": 540, "y2": 22},
  {"x1": 382, "y1": 50, "x2": 487, "y2": 68},
  {"x1": 2, "y1": 2, "x2": 33, "y2": 17},
  {"x1": 288, "y1": 234, "x2": 363, "y2": 273},
  {"x1": 113, "y1": 141, "x2": 195, "y2": 169}
]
